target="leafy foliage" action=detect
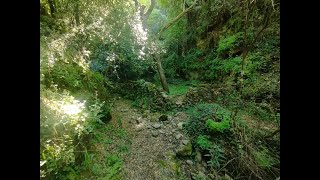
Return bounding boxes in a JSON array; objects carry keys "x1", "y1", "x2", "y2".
[
  {"x1": 206, "y1": 106, "x2": 231, "y2": 133},
  {"x1": 185, "y1": 103, "x2": 232, "y2": 137},
  {"x1": 40, "y1": 88, "x2": 106, "y2": 178},
  {"x1": 184, "y1": 103, "x2": 217, "y2": 138},
  {"x1": 196, "y1": 135, "x2": 212, "y2": 150},
  {"x1": 253, "y1": 147, "x2": 279, "y2": 169},
  {"x1": 206, "y1": 143, "x2": 226, "y2": 169},
  {"x1": 217, "y1": 32, "x2": 243, "y2": 55},
  {"x1": 206, "y1": 118, "x2": 230, "y2": 133}
]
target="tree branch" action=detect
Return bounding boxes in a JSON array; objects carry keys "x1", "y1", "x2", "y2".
[
  {"x1": 265, "y1": 129, "x2": 280, "y2": 139},
  {"x1": 144, "y1": 0, "x2": 156, "y2": 20},
  {"x1": 157, "y1": 0, "x2": 198, "y2": 39}
]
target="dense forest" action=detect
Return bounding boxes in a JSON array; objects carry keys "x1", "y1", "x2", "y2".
[{"x1": 40, "y1": 0, "x2": 280, "y2": 179}]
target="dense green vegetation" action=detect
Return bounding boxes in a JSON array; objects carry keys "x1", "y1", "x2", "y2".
[{"x1": 40, "y1": 0, "x2": 279, "y2": 179}]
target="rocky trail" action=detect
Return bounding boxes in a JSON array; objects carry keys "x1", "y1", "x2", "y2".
[{"x1": 110, "y1": 98, "x2": 206, "y2": 180}]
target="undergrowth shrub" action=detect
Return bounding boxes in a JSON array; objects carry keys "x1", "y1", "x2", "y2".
[
  {"x1": 116, "y1": 79, "x2": 171, "y2": 111},
  {"x1": 196, "y1": 135, "x2": 212, "y2": 150},
  {"x1": 217, "y1": 32, "x2": 243, "y2": 55},
  {"x1": 253, "y1": 147, "x2": 279, "y2": 169},
  {"x1": 40, "y1": 88, "x2": 107, "y2": 179},
  {"x1": 43, "y1": 59, "x2": 109, "y2": 101},
  {"x1": 196, "y1": 135, "x2": 226, "y2": 169},
  {"x1": 185, "y1": 103, "x2": 232, "y2": 138},
  {"x1": 184, "y1": 103, "x2": 217, "y2": 138},
  {"x1": 206, "y1": 106, "x2": 231, "y2": 133},
  {"x1": 206, "y1": 143, "x2": 226, "y2": 169}
]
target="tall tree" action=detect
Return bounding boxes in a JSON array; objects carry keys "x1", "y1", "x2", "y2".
[
  {"x1": 240, "y1": 0, "x2": 273, "y2": 91},
  {"x1": 153, "y1": 0, "x2": 199, "y2": 93},
  {"x1": 74, "y1": 0, "x2": 80, "y2": 26},
  {"x1": 134, "y1": 0, "x2": 156, "y2": 30},
  {"x1": 47, "y1": 0, "x2": 56, "y2": 17}
]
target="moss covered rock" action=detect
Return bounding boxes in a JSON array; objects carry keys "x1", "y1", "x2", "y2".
[{"x1": 176, "y1": 140, "x2": 192, "y2": 157}]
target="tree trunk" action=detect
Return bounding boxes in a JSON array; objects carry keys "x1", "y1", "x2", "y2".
[
  {"x1": 143, "y1": 0, "x2": 156, "y2": 27},
  {"x1": 154, "y1": 54, "x2": 169, "y2": 92},
  {"x1": 40, "y1": 3, "x2": 49, "y2": 16},
  {"x1": 75, "y1": 1, "x2": 80, "y2": 26},
  {"x1": 152, "y1": 0, "x2": 198, "y2": 92},
  {"x1": 47, "y1": 0, "x2": 56, "y2": 17},
  {"x1": 240, "y1": 4, "x2": 272, "y2": 92}
]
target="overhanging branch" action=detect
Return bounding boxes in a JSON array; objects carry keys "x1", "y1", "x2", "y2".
[{"x1": 156, "y1": 0, "x2": 199, "y2": 39}]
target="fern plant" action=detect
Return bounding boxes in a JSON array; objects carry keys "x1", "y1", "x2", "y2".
[
  {"x1": 206, "y1": 143, "x2": 226, "y2": 169},
  {"x1": 196, "y1": 135, "x2": 212, "y2": 150},
  {"x1": 216, "y1": 32, "x2": 243, "y2": 55},
  {"x1": 206, "y1": 108, "x2": 231, "y2": 133}
]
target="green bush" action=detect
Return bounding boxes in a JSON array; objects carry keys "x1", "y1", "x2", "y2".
[
  {"x1": 184, "y1": 103, "x2": 219, "y2": 138},
  {"x1": 48, "y1": 61, "x2": 84, "y2": 91},
  {"x1": 253, "y1": 147, "x2": 279, "y2": 169},
  {"x1": 40, "y1": 88, "x2": 106, "y2": 179},
  {"x1": 207, "y1": 143, "x2": 226, "y2": 169},
  {"x1": 217, "y1": 32, "x2": 243, "y2": 55},
  {"x1": 196, "y1": 135, "x2": 212, "y2": 150},
  {"x1": 206, "y1": 118, "x2": 230, "y2": 133},
  {"x1": 206, "y1": 106, "x2": 231, "y2": 133},
  {"x1": 168, "y1": 84, "x2": 190, "y2": 96}
]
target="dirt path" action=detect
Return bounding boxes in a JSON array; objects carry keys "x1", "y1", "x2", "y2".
[{"x1": 111, "y1": 98, "x2": 197, "y2": 180}]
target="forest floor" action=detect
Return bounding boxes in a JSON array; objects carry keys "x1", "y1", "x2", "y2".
[
  {"x1": 80, "y1": 83, "x2": 278, "y2": 180},
  {"x1": 112, "y1": 98, "x2": 200, "y2": 180}
]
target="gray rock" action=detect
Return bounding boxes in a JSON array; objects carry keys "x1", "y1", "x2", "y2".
[
  {"x1": 175, "y1": 134, "x2": 183, "y2": 139},
  {"x1": 142, "y1": 114, "x2": 148, "y2": 118},
  {"x1": 175, "y1": 112, "x2": 185, "y2": 117},
  {"x1": 176, "y1": 141, "x2": 192, "y2": 156},
  {"x1": 152, "y1": 131, "x2": 159, "y2": 137},
  {"x1": 152, "y1": 123, "x2": 161, "y2": 129},
  {"x1": 161, "y1": 92, "x2": 169, "y2": 98},
  {"x1": 176, "y1": 100, "x2": 183, "y2": 106},
  {"x1": 186, "y1": 160, "x2": 193, "y2": 165},
  {"x1": 172, "y1": 129, "x2": 176, "y2": 133},
  {"x1": 163, "y1": 120, "x2": 169, "y2": 125},
  {"x1": 144, "y1": 110, "x2": 150, "y2": 114},
  {"x1": 147, "y1": 124, "x2": 152, "y2": 129},
  {"x1": 182, "y1": 139, "x2": 189, "y2": 145},
  {"x1": 159, "y1": 130, "x2": 165, "y2": 134},
  {"x1": 178, "y1": 122, "x2": 184, "y2": 130},
  {"x1": 197, "y1": 171, "x2": 206, "y2": 179},
  {"x1": 195, "y1": 149, "x2": 202, "y2": 163},
  {"x1": 136, "y1": 117, "x2": 143, "y2": 124}
]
